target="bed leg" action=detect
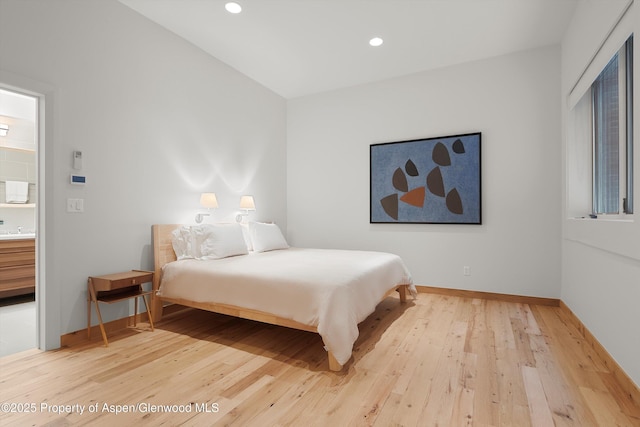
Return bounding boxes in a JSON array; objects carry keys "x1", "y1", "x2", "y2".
[
  {"x1": 151, "y1": 294, "x2": 164, "y2": 322},
  {"x1": 398, "y1": 285, "x2": 407, "y2": 303},
  {"x1": 328, "y1": 351, "x2": 343, "y2": 371}
]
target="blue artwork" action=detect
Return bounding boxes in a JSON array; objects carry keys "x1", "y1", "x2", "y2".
[{"x1": 370, "y1": 133, "x2": 481, "y2": 224}]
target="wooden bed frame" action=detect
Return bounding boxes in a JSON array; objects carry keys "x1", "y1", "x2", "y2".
[{"x1": 151, "y1": 224, "x2": 410, "y2": 371}]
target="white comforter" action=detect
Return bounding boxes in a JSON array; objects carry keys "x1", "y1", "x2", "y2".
[{"x1": 159, "y1": 247, "x2": 414, "y2": 365}]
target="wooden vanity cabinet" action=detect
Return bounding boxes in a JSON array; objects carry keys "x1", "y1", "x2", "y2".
[{"x1": 0, "y1": 238, "x2": 35, "y2": 298}]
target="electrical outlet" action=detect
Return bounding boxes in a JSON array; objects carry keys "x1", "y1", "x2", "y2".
[{"x1": 463, "y1": 266, "x2": 471, "y2": 276}]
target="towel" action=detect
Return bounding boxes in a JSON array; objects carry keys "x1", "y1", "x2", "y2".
[{"x1": 5, "y1": 181, "x2": 29, "y2": 203}]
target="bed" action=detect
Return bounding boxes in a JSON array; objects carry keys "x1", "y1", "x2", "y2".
[{"x1": 151, "y1": 223, "x2": 415, "y2": 371}]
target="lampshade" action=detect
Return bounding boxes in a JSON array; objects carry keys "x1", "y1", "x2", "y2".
[
  {"x1": 239, "y1": 195, "x2": 255, "y2": 210},
  {"x1": 200, "y1": 193, "x2": 219, "y2": 209}
]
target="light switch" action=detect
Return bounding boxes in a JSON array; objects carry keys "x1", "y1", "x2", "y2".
[{"x1": 67, "y1": 198, "x2": 84, "y2": 213}]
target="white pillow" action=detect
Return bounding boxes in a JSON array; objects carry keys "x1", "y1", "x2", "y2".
[
  {"x1": 249, "y1": 222, "x2": 289, "y2": 252},
  {"x1": 171, "y1": 226, "x2": 193, "y2": 260},
  {"x1": 190, "y1": 223, "x2": 249, "y2": 259}
]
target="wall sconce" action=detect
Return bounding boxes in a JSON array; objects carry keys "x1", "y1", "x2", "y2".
[
  {"x1": 0, "y1": 124, "x2": 8, "y2": 137},
  {"x1": 195, "y1": 192, "x2": 218, "y2": 223},
  {"x1": 235, "y1": 195, "x2": 256, "y2": 222}
]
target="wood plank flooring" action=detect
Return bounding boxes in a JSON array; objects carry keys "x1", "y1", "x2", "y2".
[{"x1": 1, "y1": 292, "x2": 639, "y2": 426}]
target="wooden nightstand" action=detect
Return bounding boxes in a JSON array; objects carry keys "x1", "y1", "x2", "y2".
[{"x1": 87, "y1": 270, "x2": 155, "y2": 346}]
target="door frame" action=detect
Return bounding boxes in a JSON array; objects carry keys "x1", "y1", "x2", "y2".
[{"x1": 1, "y1": 71, "x2": 60, "y2": 350}]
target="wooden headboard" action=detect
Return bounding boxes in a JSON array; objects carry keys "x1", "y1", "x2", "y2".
[{"x1": 151, "y1": 224, "x2": 180, "y2": 319}]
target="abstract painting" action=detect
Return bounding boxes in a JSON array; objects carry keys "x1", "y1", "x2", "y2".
[{"x1": 370, "y1": 132, "x2": 481, "y2": 224}]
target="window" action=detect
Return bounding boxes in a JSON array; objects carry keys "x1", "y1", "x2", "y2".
[{"x1": 591, "y1": 35, "x2": 634, "y2": 215}]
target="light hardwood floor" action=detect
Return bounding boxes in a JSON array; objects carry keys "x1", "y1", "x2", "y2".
[{"x1": 1, "y1": 292, "x2": 639, "y2": 426}]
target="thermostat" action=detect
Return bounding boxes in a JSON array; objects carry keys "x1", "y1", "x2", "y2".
[{"x1": 70, "y1": 174, "x2": 86, "y2": 185}]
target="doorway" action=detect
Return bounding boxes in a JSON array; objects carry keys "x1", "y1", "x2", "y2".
[{"x1": 0, "y1": 87, "x2": 38, "y2": 356}]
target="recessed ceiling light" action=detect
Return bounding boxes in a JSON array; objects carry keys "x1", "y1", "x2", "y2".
[
  {"x1": 225, "y1": 2, "x2": 242, "y2": 14},
  {"x1": 369, "y1": 37, "x2": 384, "y2": 47}
]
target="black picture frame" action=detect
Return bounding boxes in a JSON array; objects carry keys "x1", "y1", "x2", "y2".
[{"x1": 370, "y1": 132, "x2": 482, "y2": 224}]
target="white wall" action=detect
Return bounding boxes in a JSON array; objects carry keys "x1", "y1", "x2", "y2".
[
  {"x1": 287, "y1": 46, "x2": 562, "y2": 298},
  {"x1": 0, "y1": 0, "x2": 286, "y2": 346},
  {"x1": 561, "y1": 0, "x2": 640, "y2": 387}
]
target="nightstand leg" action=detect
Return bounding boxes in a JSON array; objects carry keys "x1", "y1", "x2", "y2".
[
  {"x1": 134, "y1": 295, "x2": 138, "y2": 327},
  {"x1": 89, "y1": 284, "x2": 109, "y2": 347},
  {"x1": 142, "y1": 294, "x2": 154, "y2": 332},
  {"x1": 87, "y1": 280, "x2": 91, "y2": 339},
  {"x1": 93, "y1": 300, "x2": 108, "y2": 346},
  {"x1": 88, "y1": 280, "x2": 108, "y2": 345}
]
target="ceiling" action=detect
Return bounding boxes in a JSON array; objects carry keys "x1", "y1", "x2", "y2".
[{"x1": 119, "y1": 0, "x2": 580, "y2": 99}]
